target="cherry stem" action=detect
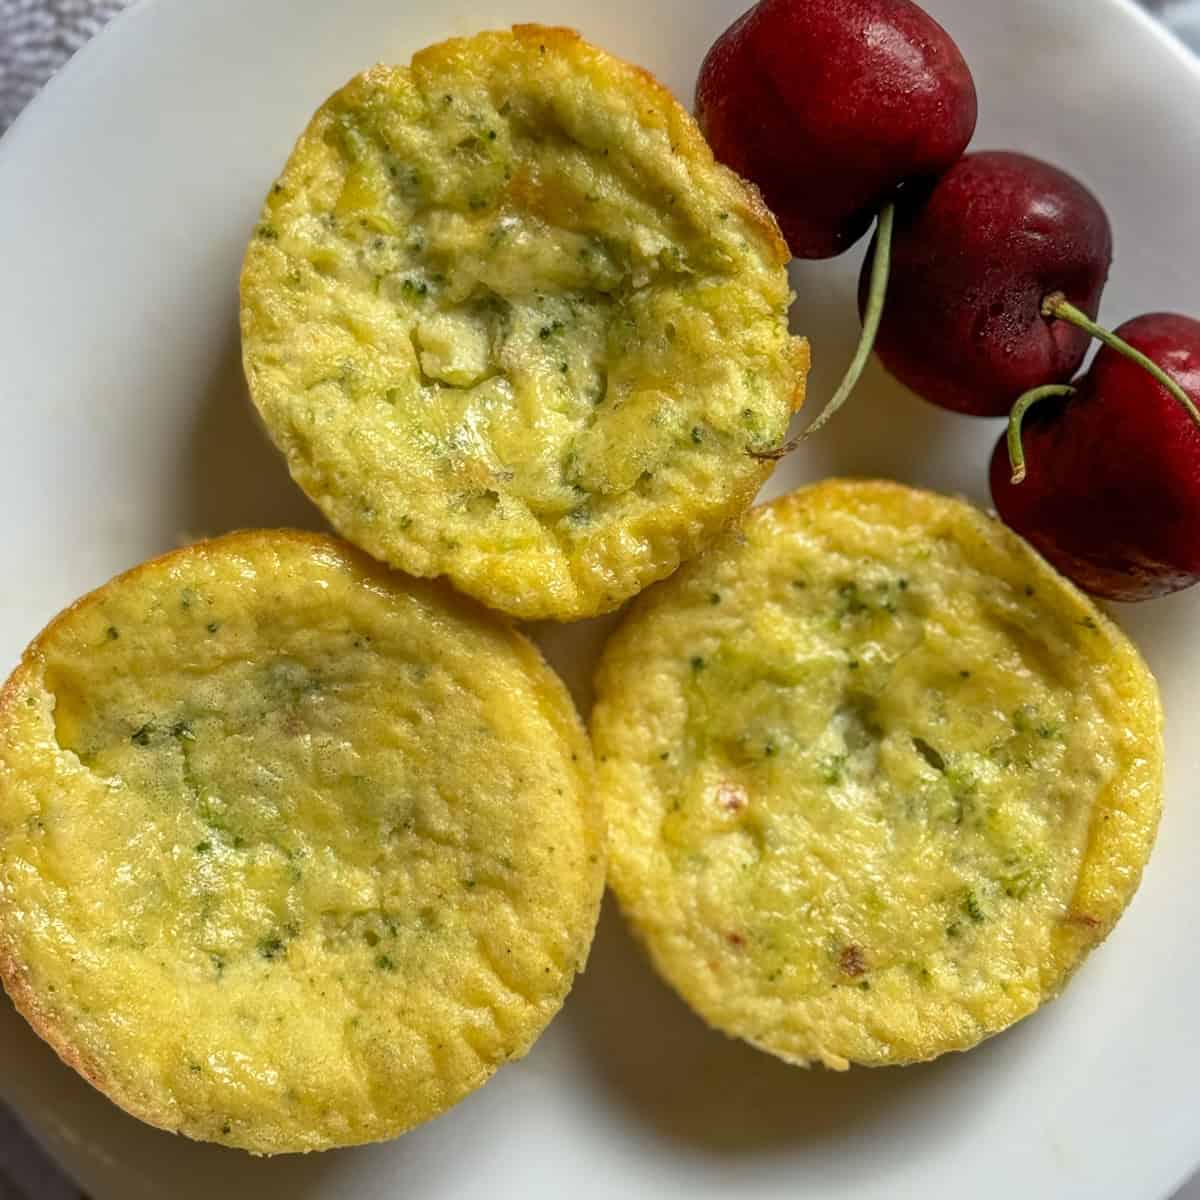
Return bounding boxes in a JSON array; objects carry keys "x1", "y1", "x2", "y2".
[
  {"x1": 1006, "y1": 384, "x2": 1077, "y2": 484},
  {"x1": 1042, "y1": 292, "x2": 1200, "y2": 431},
  {"x1": 754, "y1": 201, "x2": 895, "y2": 459}
]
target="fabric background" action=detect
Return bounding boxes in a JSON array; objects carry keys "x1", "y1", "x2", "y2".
[{"x1": 0, "y1": 2, "x2": 1198, "y2": 1198}]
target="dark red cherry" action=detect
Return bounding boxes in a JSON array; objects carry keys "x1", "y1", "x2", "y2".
[
  {"x1": 696, "y1": 0, "x2": 977, "y2": 259},
  {"x1": 991, "y1": 313, "x2": 1200, "y2": 601},
  {"x1": 863, "y1": 151, "x2": 1113, "y2": 417}
]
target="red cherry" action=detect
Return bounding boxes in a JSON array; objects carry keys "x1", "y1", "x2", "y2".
[
  {"x1": 696, "y1": 0, "x2": 977, "y2": 260},
  {"x1": 990, "y1": 313, "x2": 1200, "y2": 601},
  {"x1": 862, "y1": 151, "x2": 1113, "y2": 417}
]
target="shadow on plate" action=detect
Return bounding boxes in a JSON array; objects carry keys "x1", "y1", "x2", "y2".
[
  {"x1": 566, "y1": 896, "x2": 979, "y2": 1155},
  {"x1": 528, "y1": 609, "x2": 627, "y2": 718},
  {"x1": 175, "y1": 316, "x2": 327, "y2": 541}
]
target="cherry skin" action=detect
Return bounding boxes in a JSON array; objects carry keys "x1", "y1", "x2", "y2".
[
  {"x1": 862, "y1": 151, "x2": 1113, "y2": 416},
  {"x1": 696, "y1": 0, "x2": 977, "y2": 259},
  {"x1": 990, "y1": 313, "x2": 1200, "y2": 602}
]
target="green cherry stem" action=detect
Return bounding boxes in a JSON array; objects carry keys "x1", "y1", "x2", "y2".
[
  {"x1": 1006, "y1": 384, "x2": 1077, "y2": 484},
  {"x1": 754, "y1": 201, "x2": 895, "y2": 459},
  {"x1": 1042, "y1": 293, "x2": 1200, "y2": 430}
]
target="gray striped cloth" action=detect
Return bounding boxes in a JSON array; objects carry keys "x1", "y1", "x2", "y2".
[
  {"x1": 1, "y1": 0, "x2": 128, "y2": 130},
  {"x1": 0, "y1": 2, "x2": 1199, "y2": 1199}
]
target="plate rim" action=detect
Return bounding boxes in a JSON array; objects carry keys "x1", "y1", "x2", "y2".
[{"x1": 0, "y1": 1, "x2": 1198, "y2": 1197}]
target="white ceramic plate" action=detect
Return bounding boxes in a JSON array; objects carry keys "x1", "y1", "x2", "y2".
[{"x1": 1, "y1": 1, "x2": 1198, "y2": 1196}]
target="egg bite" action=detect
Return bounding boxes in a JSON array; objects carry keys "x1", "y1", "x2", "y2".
[
  {"x1": 240, "y1": 25, "x2": 807, "y2": 621},
  {"x1": 0, "y1": 531, "x2": 603, "y2": 1151},
  {"x1": 593, "y1": 479, "x2": 1162, "y2": 1068}
]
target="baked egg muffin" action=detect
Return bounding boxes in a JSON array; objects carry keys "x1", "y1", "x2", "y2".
[
  {"x1": 240, "y1": 25, "x2": 807, "y2": 621},
  {"x1": 0, "y1": 531, "x2": 603, "y2": 1153},
  {"x1": 593, "y1": 479, "x2": 1162, "y2": 1069}
]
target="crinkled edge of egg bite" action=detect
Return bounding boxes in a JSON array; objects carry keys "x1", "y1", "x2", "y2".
[
  {"x1": 593, "y1": 479, "x2": 1164, "y2": 1070},
  {"x1": 0, "y1": 529, "x2": 605, "y2": 1152},
  {"x1": 240, "y1": 24, "x2": 807, "y2": 622}
]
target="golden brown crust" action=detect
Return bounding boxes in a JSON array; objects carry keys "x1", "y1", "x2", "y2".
[
  {"x1": 4, "y1": 530, "x2": 526, "y2": 672},
  {"x1": 522, "y1": 22, "x2": 792, "y2": 267},
  {"x1": 788, "y1": 337, "x2": 811, "y2": 413},
  {"x1": 499, "y1": 24, "x2": 793, "y2": 268}
]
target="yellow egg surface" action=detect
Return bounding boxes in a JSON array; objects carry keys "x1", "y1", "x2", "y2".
[
  {"x1": 240, "y1": 25, "x2": 807, "y2": 622},
  {"x1": 0, "y1": 531, "x2": 603, "y2": 1153},
  {"x1": 593, "y1": 479, "x2": 1163, "y2": 1069}
]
